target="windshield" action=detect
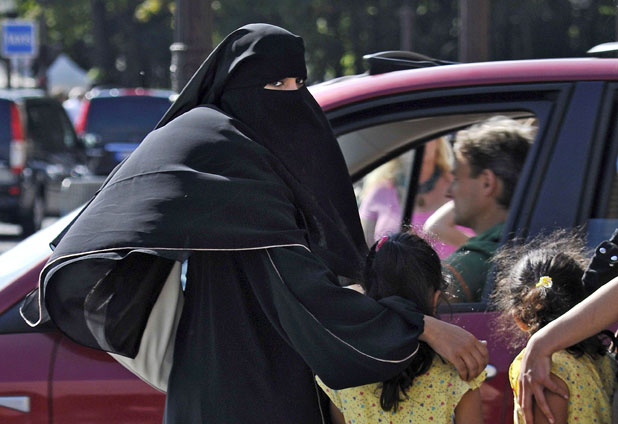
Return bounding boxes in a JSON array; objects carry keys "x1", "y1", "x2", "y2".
[{"x1": 85, "y1": 96, "x2": 172, "y2": 143}]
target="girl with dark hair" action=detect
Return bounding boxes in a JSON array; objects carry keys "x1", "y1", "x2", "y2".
[
  {"x1": 317, "y1": 232, "x2": 485, "y2": 424},
  {"x1": 492, "y1": 230, "x2": 616, "y2": 424}
]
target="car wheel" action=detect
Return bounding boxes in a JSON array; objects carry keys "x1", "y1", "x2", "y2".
[{"x1": 21, "y1": 193, "x2": 44, "y2": 236}]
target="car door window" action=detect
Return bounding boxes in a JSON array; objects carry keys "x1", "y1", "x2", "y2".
[
  {"x1": 27, "y1": 101, "x2": 71, "y2": 152},
  {"x1": 351, "y1": 114, "x2": 538, "y2": 304},
  {"x1": 332, "y1": 82, "x2": 558, "y2": 311},
  {"x1": 57, "y1": 103, "x2": 79, "y2": 149}
]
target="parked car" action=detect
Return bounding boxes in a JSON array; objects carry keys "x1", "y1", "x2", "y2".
[
  {"x1": 3, "y1": 54, "x2": 618, "y2": 422},
  {"x1": 75, "y1": 87, "x2": 175, "y2": 176},
  {"x1": 0, "y1": 89, "x2": 89, "y2": 235}
]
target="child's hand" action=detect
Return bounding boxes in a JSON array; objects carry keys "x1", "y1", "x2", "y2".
[{"x1": 420, "y1": 316, "x2": 488, "y2": 381}]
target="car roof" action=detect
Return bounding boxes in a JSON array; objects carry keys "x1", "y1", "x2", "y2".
[
  {"x1": 85, "y1": 87, "x2": 176, "y2": 101},
  {"x1": 309, "y1": 57, "x2": 618, "y2": 111},
  {"x1": 0, "y1": 88, "x2": 47, "y2": 101}
]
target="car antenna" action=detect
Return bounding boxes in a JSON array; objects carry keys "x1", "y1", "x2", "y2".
[
  {"x1": 363, "y1": 50, "x2": 458, "y2": 75},
  {"x1": 587, "y1": 42, "x2": 618, "y2": 57}
]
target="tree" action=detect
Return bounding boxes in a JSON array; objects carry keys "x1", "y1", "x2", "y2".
[
  {"x1": 15, "y1": 0, "x2": 618, "y2": 89},
  {"x1": 19, "y1": 0, "x2": 173, "y2": 88}
]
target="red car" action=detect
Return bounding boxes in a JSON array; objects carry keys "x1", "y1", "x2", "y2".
[{"x1": 3, "y1": 54, "x2": 618, "y2": 422}]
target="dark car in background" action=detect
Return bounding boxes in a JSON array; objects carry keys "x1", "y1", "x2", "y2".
[
  {"x1": 0, "y1": 89, "x2": 89, "y2": 235},
  {"x1": 3, "y1": 54, "x2": 618, "y2": 422},
  {"x1": 75, "y1": 87, "x2": 175, "y2": 176}
]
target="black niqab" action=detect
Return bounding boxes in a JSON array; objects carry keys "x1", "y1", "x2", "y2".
[{"x1": 161, "y1": 23, "x2": 366, "y2": 277}]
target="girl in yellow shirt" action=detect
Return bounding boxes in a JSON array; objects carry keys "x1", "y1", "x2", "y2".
[
  {"x1": 492, "y1": 231, "x2": 616, "y2": 424},
  {"x1": 316, "y1": 232, "x2": 484, "y2": 424}
]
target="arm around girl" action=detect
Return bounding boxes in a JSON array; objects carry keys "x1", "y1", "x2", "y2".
[{"x1": 317, "y1": 232, "x2": 485, "y2": 424}]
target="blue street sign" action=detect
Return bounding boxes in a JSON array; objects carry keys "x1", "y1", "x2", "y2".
[{"x1": 2, "y1": 20, "x2": 37, "y2": 58}]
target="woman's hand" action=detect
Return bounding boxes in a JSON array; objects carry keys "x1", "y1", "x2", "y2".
[
  {"x1": 420, "y1": 316, "x2": 488, "y2": 381},
  {"x1": 518, "y1": 335, "x2": 569, "y2": 424}
]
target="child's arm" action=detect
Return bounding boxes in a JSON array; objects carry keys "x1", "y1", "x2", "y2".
[
  {"x1": 454, "y1": 388, "x2": 483, "y2": 424},
  {"x1": 328, "y1": 401, "x2": 346, "y2": 424},
  {"x1": 533, "y1": 374, "x2": 569, "y2": 424}
]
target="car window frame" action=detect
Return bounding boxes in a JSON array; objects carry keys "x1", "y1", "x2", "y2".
[
  {"x1": 586, "y1": 83, "x2": 618, "y2": 221},
  {"x1": 326, "y1": 82, "x2": 574, "y2": 313},
  {"x1": 513, "y1": 82, "x2": 606, "y2": 239}
]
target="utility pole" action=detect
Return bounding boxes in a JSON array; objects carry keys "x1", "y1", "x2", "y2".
[
  {"x1": 91, "y1": 0, "x2": 114, "y2": 84},
  {"x1": 458, "y1": 0, "x2": 489, "y2": 62},
  {"x1": 170, "y1": 0, "x2": 212, "y2": 93},
  {"x1": 37, "y1": 1, "x2": 48, "y2": 93}
]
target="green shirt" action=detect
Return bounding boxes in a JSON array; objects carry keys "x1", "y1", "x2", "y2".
[{"x1": 444, "y1": 222, "x2": 504, "y2": 302}]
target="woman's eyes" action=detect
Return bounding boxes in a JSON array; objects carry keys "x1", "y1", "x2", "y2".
[{"x1": 267, "y1": 78, "x2": 306, "y2": 88}]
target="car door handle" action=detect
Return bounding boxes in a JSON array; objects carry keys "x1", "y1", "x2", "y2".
[
  {"x1": 0, "y1": 396, "x2": 30, "y2": 413},
  {"x1": 485, "y1": 364, "x2": 497, "y2": 380}
]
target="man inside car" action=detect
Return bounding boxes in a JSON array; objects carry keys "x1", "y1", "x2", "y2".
[{"x1": 434, "y1": 116, "x2": 534, "y2": 302}]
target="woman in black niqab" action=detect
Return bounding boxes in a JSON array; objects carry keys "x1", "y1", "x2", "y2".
[
  {"x1": 158, "y1": 23, "x2": 368, "y2": 276},
  {"x1": 21, "y1": 24, "x2": 428, "y2": 423}
]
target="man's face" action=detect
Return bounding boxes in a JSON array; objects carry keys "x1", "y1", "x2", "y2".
[{"x1": 448, "y1": 151, "x2": 486, "y2": 229}]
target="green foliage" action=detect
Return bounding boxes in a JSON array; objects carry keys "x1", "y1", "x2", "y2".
[
  {"x1": 13, "y1": 0, "x2": 618, "y2": 89},
  {"x1": 17, "y1": 0, "x2": 173, "y2": 88},
  {"x1": 491, "y1": 0, "x2": 617, "y2": 60},
  {"x1": 211, "y1": 0, "x2": 458, "y2": 82}
]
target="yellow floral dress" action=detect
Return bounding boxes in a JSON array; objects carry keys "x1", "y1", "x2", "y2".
[
  {"x1": 509, "y1": 349, "x2": 617, "y2": 424},
  {"x1": 316, "y1": 356, "x2": 485, "y2": 424}
]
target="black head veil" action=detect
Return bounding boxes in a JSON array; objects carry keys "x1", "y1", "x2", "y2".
[{"x1": 159, "y1": 23, "x2": 367, "y2": 277}]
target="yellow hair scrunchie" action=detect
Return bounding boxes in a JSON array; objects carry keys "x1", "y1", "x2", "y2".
[{"x1": 535, "y1": 276, "x2": 553, "y2": 289}]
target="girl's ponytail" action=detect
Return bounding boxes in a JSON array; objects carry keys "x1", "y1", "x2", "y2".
[{"x1": 379, "y1": 342, "x2": 435, "y2": 411}]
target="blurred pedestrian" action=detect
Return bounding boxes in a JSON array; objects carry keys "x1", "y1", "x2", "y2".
[
  {"x1": 359, "y1": 137, "x2": 469, "y2": 257},
  {"x1": 62, "y1": 86, "x2": 86, "y2": 124},
  {"x1": 21, "y1": 24, "x2": 488, "y2": 423}
]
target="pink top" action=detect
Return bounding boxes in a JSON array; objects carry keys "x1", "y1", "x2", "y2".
[
  {"x1": 359, "y1": 184, "x2": 401, "y2": 243},
  {"x1": 359, "y1": 184, "x2": 473, "y2": 258},
  {"x1": 410, "y1": 211, "x2": 474, "y2": 257}
]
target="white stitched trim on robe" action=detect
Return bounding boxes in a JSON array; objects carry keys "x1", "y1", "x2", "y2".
[{"x1": 266, "y1": 249, "x2": 419, "y2": 364}]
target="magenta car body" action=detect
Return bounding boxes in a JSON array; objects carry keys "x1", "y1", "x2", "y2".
[{"x1": 3, "y1": 57, "x2": 618, "y2": 422}]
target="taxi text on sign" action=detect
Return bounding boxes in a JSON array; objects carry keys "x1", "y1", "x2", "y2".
[{"x1": 1, "y1": 20, "x2": 37, "y2": 58}]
